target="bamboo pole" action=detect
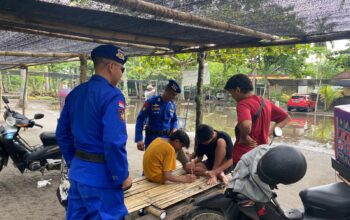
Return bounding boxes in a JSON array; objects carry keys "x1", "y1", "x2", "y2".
[
  {"x1": 0, "y1": 51, "x2": 81, "y2": 58},
  {"x1": 144, "y1": 206, "x2": 166, "y2": 219},
  {"x1": 0, "y1": 13, "x2": 196, "y2": 48},
  {"x1": 195, "y1": 51, "x2": 205, "y2": 146},
  {"x1": 2, "y1": 26, "x2": 170, "y2": 52},
  {"x1": 97, "y1": 0, "x2": 278, "y2": 41},
  {"x1": 79, "y1": 55, "x2": 88, "y2": 84},
  {"x1": 133, "y1": 31, "x2": 350, "y2": 56},
  {"x1": 0, "y1": 58, "x2": 80, "y2": 68}
]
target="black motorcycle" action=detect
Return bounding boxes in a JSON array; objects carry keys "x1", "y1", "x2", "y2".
[
  {"x1": 0, "y1": 96, "x2": 61, "y2": 174},
  {"x1": 186, "y1": 143, "x2": 350, "y2": 219}
]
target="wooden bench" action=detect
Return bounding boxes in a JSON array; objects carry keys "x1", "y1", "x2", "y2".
[{"x1": 125, "y1": 166, "x2": 225, "y2": 219}]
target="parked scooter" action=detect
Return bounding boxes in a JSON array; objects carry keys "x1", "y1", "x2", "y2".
[
  {"x1": 186, "y1": 128, "x2": 350, "y2": 220},
  {"x1": 0, "y1": 96, "x2": 61, "y2": 174}
]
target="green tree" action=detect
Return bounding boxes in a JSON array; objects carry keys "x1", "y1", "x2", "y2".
[
  {"x1": 320, "y1": 85, "x2": 343, "y2": 111},
  {"x1": 127, "y1": 54, "x2": 195, "y2": 81}
]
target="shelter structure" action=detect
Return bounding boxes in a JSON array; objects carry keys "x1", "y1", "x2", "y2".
[
  {"x1": 0, "y1": 0, "x2": 349, "y2": 127},
  {"x1": 0, "y1": 0, "x2": 350, "y2": 217}
]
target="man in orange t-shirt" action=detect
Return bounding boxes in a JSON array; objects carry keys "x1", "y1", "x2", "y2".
[
  {"x1": 143, "y1": 130, "x2": 196, "y2": 184},
  {"x1": 224, "y1": 74, "x2": 291, "y2": 164}
]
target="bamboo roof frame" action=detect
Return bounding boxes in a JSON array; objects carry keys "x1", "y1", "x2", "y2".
[
  {"x1": 0, "y1": 51, "x2": 81, "y2": 58},
  {"x1": 96, "y1": 0, "x2": 279, "y2": 41},
  {"x1": 0, "y1": 0, "x2": 349, "y2": 66},
  {"x1": 1, "y1": 26, "x2": 170, "y2": 52}
]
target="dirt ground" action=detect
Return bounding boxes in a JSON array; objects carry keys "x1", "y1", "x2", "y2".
[{"x1": 0, "y1": 99, "x2": 341, "y2": 219}]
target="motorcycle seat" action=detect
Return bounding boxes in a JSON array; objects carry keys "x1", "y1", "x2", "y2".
[
  {"x1": 299, "y1": 182, "x2": 350, "y2": 218},
  {"x1": 40, "y1": 132, "x2": 57, "y2": 146}
]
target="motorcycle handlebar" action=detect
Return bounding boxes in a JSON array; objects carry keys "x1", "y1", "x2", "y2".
[{"x1": 33, "y1": 123, "x2": 43, "y2": 128}]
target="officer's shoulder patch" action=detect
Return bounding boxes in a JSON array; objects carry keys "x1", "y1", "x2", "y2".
[
  {"x1": 118, "y1": 108, "x2": 125, "y2": 122},
  {"x1": 117, "y1": 100, "x2": 126, "y2": 122},
  {"x1": 118, "y1": 100, "x2": 125, "y2": 108},
  {"x1": 142, "y1": 102, "x2": 150, "y2": 111}
]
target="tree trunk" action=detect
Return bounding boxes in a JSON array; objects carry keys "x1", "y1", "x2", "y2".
[
  {"x1": 135, "y1": 81, "x2": 139, "y2": 97},
  {"x1": 45, "y1": 72, "x2": 50, "y2": 93},
  {"x1": 195, "y1": 51, "x2": 206, "y2": 148},
  {"x1": 324, "y1": 86, "x2": 327, "y2": 111},
  {"x1": 2, "y1": 73, "x2": 8, "y2": 93},
  {"x1": 179, "y1": 64, "x2": 185, "y2": 100},
  {"x1": 314, "y1": 79, "x2": 322, "y2": 113},
  {"x1": 7, "y1": 74, "x2": 11, "y2": 92},
  {"x1": 79, "y1": 55, "x2": 88, "y2": 84},
  {"x1": 139, "y1": 81, "x2": 144, "y2": 99}
]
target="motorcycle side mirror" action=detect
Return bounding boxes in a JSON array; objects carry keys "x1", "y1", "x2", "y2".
[
  {"x1": 34, "y1": 113, "x2": 44, "y2": 120},
  {"x1": 2, "y1": 96, "x2": 9, "y2": 104},
  {"x1": 273, "y1": 127, "x2": 283, "y2": 137}
]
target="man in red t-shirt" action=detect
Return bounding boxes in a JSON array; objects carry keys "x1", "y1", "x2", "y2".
[{"x1": 224, "y1": 74, "x2": 291, "y2": 164}]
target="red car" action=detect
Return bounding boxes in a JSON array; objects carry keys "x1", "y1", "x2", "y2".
[{"x1": 287, "y1": 94, "x2": 316, "y2": 112}]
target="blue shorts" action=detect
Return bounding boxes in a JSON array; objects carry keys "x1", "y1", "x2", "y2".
[{"x1": 66, "y1": 180, "x2": 127, "y2": 220}]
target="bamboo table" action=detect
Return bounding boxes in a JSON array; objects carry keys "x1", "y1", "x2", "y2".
[{"x1": 125, "y1": 166, "x2": 227, "y2": 219}]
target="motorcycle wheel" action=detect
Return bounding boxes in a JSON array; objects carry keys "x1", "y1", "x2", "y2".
[{"x1": 185, "y1": 208, "x2": 224, "y2": 220}]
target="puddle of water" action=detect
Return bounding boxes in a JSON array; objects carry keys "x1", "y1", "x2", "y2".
[{"x1": 127, "y1": 100, "x2": 335, "y2": 150}]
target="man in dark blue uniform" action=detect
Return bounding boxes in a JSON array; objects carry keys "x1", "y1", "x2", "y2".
[
  {"x1": 56, "y1": 45, "x2": 132, "y2": 220},
  {"x1": 135, "y1": 80, "x2": 181, "y2": 151}
]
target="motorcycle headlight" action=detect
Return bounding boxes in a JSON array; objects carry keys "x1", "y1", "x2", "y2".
[{"x1": 6, "y1": 116, "x2": 16, "y2": 126}]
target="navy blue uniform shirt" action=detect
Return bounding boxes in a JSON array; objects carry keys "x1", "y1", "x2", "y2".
[
  {"x1": 56, "y1": 74, "x2": 129, "y2": 188},
  {"x1": 135, "y1": 95, "x2": 178, "y2": 147}
]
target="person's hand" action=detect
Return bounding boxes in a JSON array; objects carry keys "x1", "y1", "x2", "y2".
[
  {"x1": 207, "y1": 176, "x2": 218, "y2": 185},
  {"x1": 184, "y1": 174, "x2": 196, "y2": 183},
  {"x1": 218, "y1": 172, "x2": 228, "y2": 186},
  {"x1": 189, "y1": 152, "x2": 196, "y2": 159},
  {"x1": 137, "y1": 141, "x2": 145, "y2": 151},
  {"x1": 122, "y1": 175, "x2": 133, "y2": 191},
  {"x1": 185, "y1": 159, "x2": 196, "y2": 174},
  {"x1": 239, "y1": 135, "x2": 257, "y2": 147},
  {"x1": 268, "y1": 126, "x2": 274, "y2": 136},
  {"x1": 205, "y1": 170, "x2": 217, "y2": 185}
]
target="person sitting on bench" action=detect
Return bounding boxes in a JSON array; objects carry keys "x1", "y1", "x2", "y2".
[{"x1": 143, "y1": 129, "x2": 196, "y2": 184}]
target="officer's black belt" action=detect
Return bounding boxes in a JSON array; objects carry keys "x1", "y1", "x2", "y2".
[
  {"x1": 149, "y1": 130, "x2": 170, "y2": 136},
  {"x1": 75, "y1": 149, "x2": 105, "y2": 163}
]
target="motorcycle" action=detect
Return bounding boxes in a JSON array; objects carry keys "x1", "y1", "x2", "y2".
[
  {"x1": 0, "y1": 96, "x2": 61, "y2": 174},
  {"x1": 186, "y1": 128, "x2": 350, "y2": 220}
]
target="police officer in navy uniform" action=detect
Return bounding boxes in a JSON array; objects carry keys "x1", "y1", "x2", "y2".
[
  {"x1": 56, "y1": 45, "x2": 132, "y2": 220},
  {"x1": 135, "y1": 80, "x2": 181, "y2": 151}
]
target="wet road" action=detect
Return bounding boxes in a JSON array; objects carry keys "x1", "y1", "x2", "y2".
[{"x1": 127, "y1": 100, "x2": 334, "y2": 150}]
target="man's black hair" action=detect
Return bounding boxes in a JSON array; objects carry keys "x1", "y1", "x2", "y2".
[
  {"x1": 224, "y1": 74, "x2": 253, "y2": 93},
  {"x1": 196, "y1": 124, "x2": 214, "y2": 144},
  {"x1": 169, "y1": 129, "x2": 190, "y2": 149}
]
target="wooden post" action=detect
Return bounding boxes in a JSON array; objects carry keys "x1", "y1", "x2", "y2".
[
  {"x1": 45, "y1": 72, "x2": 50, "y2": 93},
  {"x1": 79, "y1": 55, "x2": 88, "y2": 84},
  {"x1": 123, "y1": 67, "x2": 129, "y2": 98},
  {"x1": 7, "y1": 72, "x2": 11, "y2": 93},
  {"x1": 17, "y1": 66, "x2": 29, "y2": 115},
  {"x1": 195, "y1": 51, "x2": 205, "y2": 133},
  {"x1": 134, "y1": 81, "x2": 139, "y2": 97},
  {"x1": 0, "y1": 71, "x2": 2, "y2": 110},
  {"x1": 23, "y1": 66, "x2": 29, "y2": 116},
  {"x1": 139, "y1": 81, "x2": 144, "y2": 99}
]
